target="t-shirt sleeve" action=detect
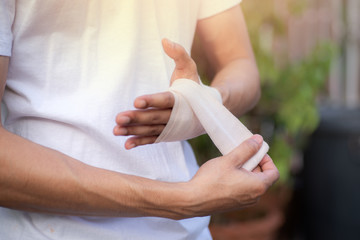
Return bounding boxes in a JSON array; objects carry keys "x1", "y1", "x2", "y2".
[
  {"x1": 198, "y1": 0, "x2": 242, "y2": 20},
  {"x1": 0, "y1": 0, "x2": 15, "y2": 57}
]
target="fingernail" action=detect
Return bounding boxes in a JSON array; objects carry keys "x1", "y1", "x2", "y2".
[
  {"x1": 126, "y1": 143, "x2": 136, "y2": 149},
  {"x1": 135, "y1": 99, "x2": 147, "y2": 108},
  {"x1": 118, "y1": 116, "x2": 130, "y2": 124},
  {"x1": 252, "y1": 134, "x2": 263, "y2": 144},
  {"x1": 117, "y1": 128, "x2": 127, "y2": 135}
]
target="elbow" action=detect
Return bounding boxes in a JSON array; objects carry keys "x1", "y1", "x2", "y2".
[
  {"x1": 248, "y1": 64, "x2": 261, "y2": 112},
  {"x1": 254, "y1": 70, "x2": 261, "y2": 106}
]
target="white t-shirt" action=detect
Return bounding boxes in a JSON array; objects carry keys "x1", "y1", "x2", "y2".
[{"x1": 0, "y1": 0, "x2": 241, "y2": 239}]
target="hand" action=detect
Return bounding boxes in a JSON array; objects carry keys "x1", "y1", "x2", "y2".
[
  {"x1": 186, "y1": 135, "x2": 279, "y2": 216},
  {"x1": 113, "y1": 39, "x2": 200, "y2": 149}
]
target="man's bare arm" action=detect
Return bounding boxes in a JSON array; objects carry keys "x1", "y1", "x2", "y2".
[
  {"x1": 0, "y1": 56, "x2": 190, "y2": 218},
  {"x1": 197, "y1": 5, "x2": 260, "y2": 116},
  {"x1": 0, "y1": 53, "x2": 278, "y2": 219}
]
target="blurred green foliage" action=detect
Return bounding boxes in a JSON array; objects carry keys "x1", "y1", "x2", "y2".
[
  {"x1": 259, "y1": 43, "x2": 335, "y2": 183},
  {"x1": 190, "y1": 0, "x2": 336, "y2": 185}
]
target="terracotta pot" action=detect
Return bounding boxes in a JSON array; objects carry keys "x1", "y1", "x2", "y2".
[{"x1": 209, "y1": 208, "x2": 283, "y2": 240}]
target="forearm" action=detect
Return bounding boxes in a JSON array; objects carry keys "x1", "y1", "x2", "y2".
[
  {"x1": 196, "y1": 5, "x2": 260, "y2": 117},
  {"x1": 0, "y1": 120, "x2": 279, "y2": 220},
  {"x1": 0, "y1": 56, "x2": 192, "y2": 219},
  {"x1": 0, "y1": 127, "x2": 192, "y2": 219},
  {"x1": 210, "y1": 58, "x2": 260, "y2": 117}
]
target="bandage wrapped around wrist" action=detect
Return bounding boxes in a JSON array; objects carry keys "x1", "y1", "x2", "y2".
[
  {"x1": 155, "y1": 78, "x2": 269, "y2": 171},
  {"x1": 155, "y1": 80, "x2": 221, "y2": 142}
]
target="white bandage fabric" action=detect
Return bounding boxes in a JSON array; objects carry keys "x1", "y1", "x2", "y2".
[
  {"x1": 156, "y1": 79, "x2": 269, "y2": 171},
  {"x1": 155, "y1": 80, "x2": 222, "y2": 143}
]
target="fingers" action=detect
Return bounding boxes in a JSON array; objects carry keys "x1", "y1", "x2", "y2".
[
  {"x1": 114, "y1": 108, "x2": 170, "y2": 138},
  {"x1": 115, "y1": 108, "x2": 171, "y2": 127},
  {"x1": 114, "y1": 124, "x2": 166, "y2": 137},
  {"x1": 161, "y1": 38, "x2": 199, "y2": 83},
  {"x1": 258, "y1": 154, "x2": 280, "y2": 187},
  {"x1": 133, "y1": 91, "x2": 175, "y2": 109},
  {"x1": 114, "y1": 91, "x2": 174, "y2": 149},
  {"x1": 115, "y1": 91, "x2": 173, "y2": 130},
  {"x1": 124, "y1": 136, "x2": 158, "y2": 150},
  {"x1": 252, "y1": 166, "x2": 262, "y2": 173},
  {"x1": 226, "y1": 135, "x2": 263, "y2": 168}
]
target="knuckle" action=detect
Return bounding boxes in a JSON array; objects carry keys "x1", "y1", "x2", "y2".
[
  {"x1": 163, "y1": 93, "x2": 173, "y2": 107},
  {"x1": 127, "y1": 111, "x2": 137, "y2": 122},
  {"x1": 146, "y1": 95, "x2": 156, "y2": 106},
  {"x1": 123, "y1": 126, "x2": 133, "y2": 135},
  {"x1": 256, "y1": 182, "x2": 267, "y2": 196},
  {"x1": 150, "y1": 113, "x2": 160, "y2": 123},
  {"x1": 149, "y1": 126, "x2": 159, "y2": 135}
]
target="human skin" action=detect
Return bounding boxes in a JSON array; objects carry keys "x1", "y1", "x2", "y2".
[
  {"x1": 0, "y1": 55, "x2": 278, "y2": 218},
  {"x1": 114, "y1": 5, "x2": 260, "y2": 149},
  {"x1": 0, "y1": 5, "x2": 279, "y2": 219}
]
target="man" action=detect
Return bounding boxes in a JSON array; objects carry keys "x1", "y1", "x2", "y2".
[{"x1": 0, "y1": 0, "x2": 279, "y2": 239}]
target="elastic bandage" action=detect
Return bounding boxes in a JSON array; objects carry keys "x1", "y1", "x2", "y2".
[{"x1": 156, "y1": 79, "x2": 269, "y2": 171}]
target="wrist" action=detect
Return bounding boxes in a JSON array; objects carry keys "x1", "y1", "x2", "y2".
[
  {"x1": 199, "y1": 80, "x2": 223, "y2": 103},
  {"x1": 168, "y1": 179, "x2": 215, "y2": 219},
  {"x1": 150, "y1": 180, "x2": 211, "y2": 220},
  {"x1": 154, "y1": 181, "x2": 199, "y2": 219},
  {"x1": 203, "y1": 85, "x2": 223, "y2": 104},
  {"x1": 210, "y1": 82, "x2": 230, "y2": 107}
]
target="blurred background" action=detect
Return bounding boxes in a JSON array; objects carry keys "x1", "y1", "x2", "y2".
[{"x1": 190, "y1": 0, "x2": 360, "y2": 239}]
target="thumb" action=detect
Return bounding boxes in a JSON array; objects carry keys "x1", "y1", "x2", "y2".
[
  {"x1": 227, "y1": 135, "x2": 263, "y2": 168},
  {"x1": 161, "y1": 38, "x2": 199, "y2": 83}
]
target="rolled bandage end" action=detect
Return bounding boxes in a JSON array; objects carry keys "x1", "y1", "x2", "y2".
[{"x1": 242, "y1": 141, "x2": 269, "y2": 171}]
